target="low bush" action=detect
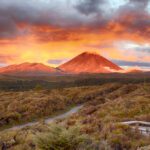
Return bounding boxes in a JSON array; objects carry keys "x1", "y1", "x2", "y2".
[{"x1": 36, "y1": 125, "x2": 90, "y2": 150}]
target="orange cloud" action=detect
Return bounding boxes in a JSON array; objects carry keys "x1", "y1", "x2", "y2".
[{"x1": 0, "y1": 20, "x2": 150, "y2": 67}]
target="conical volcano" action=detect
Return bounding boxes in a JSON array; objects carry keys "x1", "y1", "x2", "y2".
[{"x1": 59, "y1": 52, "x2": 122, "y2": 73}]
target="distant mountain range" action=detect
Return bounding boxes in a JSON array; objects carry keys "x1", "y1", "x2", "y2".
[{"x1": 0, "y1": 52, "x2": 124, "y2": 76}]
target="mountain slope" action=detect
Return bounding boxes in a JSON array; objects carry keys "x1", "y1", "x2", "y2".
[
  {"x1": 59, "y1": 52, "x2": 122, "y2": 73},
  {"x1": 0, "y1": 62, "x2": 63, "y2": 76}
]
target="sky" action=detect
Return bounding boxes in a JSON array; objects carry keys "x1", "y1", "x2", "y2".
[{"x1": 0, "y1": 0, "x2": 150, "y2": 69}]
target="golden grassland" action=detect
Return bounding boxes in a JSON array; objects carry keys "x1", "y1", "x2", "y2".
[
  {"x1": 0, "y1": 84, "x2": 119, "y2": 129},
  {"x1": 0, "y1": 83, "x2": 149, "y2": 150},
  {"x1": 66, "y1": 83, "x2": 150, "y2": 149}
]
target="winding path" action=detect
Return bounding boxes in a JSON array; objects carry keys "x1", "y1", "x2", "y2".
[{"x1": 1, "y1": 105, "x2": 83, "y2": 132}]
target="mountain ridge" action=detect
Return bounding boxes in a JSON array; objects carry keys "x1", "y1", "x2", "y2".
[
  {"x1": 0, "y1": 62, "x2": 63, "y2": 76},
  {"x1": 0, "y1": 52, "x2": 123, "y2": 75}
]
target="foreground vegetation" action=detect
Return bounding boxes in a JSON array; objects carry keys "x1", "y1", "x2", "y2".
[
  {"x1": 0, "y1": 83, "x2": 149, "y2": 149},
  {"x1": 36, "y1": 125, "x2": 96, "y2": 150},
  {"x1": 66, "y1": 83, "x2": 150, "y2": 149},
  {"x1": 0, "y1": 83, "x2": 123, "y2": 129}
]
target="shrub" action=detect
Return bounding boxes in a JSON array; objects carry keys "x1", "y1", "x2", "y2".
[
  {"x1": 35, "y1": 125, "x2": 89, "y2": 150},
  {"x1": 35, "y1": 125, "x2": 99, "y2": 150}
]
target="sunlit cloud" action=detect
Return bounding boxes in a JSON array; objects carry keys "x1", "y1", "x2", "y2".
[{"x1": 0, "y1": 0, "x2": 149, "y2": 69}]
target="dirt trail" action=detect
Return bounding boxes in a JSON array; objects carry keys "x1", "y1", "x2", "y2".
[{"x1": 1, "y1": 105, "x2": 83, "y2": 132}]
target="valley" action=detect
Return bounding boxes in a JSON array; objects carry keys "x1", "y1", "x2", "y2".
[{"x1": 0, "y1": 72, "x2": 150, "y2": 91}]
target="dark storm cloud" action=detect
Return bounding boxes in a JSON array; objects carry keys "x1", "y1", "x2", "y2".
[
  {"x1": 0, "y1": 0, "x2": 38, "y2": 38},
  {"x1": 0, "y1": 0, "x2": 89, "y2": 38},
  {"x1": 0, "y1": 13, "x2": 23, "y2": 38},
  {"x1": 74, "y1": 0, "x2": 105, "y2": 15},
  {"x1": 112, "y1": 60, "x2": 150, "y2": 67},
  {"x1": 0, "y1": 0, "x2": 150, "y2": 41},
  {"x1": 113, "y1": 0, "x2": 150, "y2": 37}
]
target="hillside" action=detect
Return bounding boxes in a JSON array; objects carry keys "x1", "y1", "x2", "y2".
[{"x1": 0, "y1": 62, "x2": 63, "y2": 76}]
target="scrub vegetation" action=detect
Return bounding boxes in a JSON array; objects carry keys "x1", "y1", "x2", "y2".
[{"x1": 0, "y1": 83, "x2": 149, "y2": 149}]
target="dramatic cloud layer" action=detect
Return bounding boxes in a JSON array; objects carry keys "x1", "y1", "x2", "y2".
[{"x1": 0, "y1": 0, "x2": 150, "y2": 68}]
